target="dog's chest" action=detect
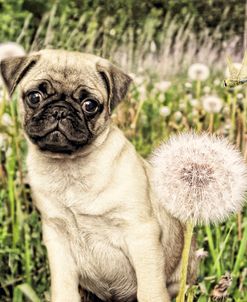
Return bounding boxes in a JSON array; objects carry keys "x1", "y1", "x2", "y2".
[{"x1": 29, "y1": 163, "x2": 137, "y2": 301}]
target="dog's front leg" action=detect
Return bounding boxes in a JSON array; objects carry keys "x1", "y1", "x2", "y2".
[
  {"x1": 42, "y1": 222, "x2": 81, "y2": 302},
  {"x1": 126, "y1": 221, "x2": 171, "y2": 302}
]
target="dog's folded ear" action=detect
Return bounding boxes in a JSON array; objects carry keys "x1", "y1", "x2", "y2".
[
  {"x1": 96, "y1": 60, "x2": 132, "y2": 113},
  {"x1": 0, "y1": 55, "x2": 40, "y2": 96}
]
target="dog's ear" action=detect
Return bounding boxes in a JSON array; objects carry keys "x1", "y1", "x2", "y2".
[
  {"x1": 0, "y1": 55, "x2": 40, "y2": 96},
  {"x1": 96, "y1": 60, "x2": 132, "y2": 113}
]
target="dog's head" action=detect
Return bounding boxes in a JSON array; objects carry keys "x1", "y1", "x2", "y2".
[{"x1": 0, "y1": 49, "x2": 132, "y2": 155}]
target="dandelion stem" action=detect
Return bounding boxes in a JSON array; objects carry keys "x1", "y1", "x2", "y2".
[
  {"x1": 131, "y1": 98, "x2": 145, "y2": 130},
  {"x1": 209, "y1": 113, "x2": 214, "y2": 133},
  {"x1": 196, "y1": 80, "x2": 201, "y2": 99},
  {"x1": 230, "y1": 95, "x2": 237, "y2": 141},
  {"x1": 176, "y1": 221, "x2": 194, "y2": 302},
  {"x1": 243, "y1": 87, "x2": 247, "y2": 147}
]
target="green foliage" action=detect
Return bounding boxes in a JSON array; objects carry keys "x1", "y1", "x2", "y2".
[{"x1": 0, "y1": 0, "x2": 245, "y2": 52}]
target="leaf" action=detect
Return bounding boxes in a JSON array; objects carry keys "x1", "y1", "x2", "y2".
[{"x1": 17, "y1": 283, "x2": 41, "y2": 302}]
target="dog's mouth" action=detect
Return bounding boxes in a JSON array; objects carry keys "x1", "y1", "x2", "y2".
[{"x1": 36, "y1": 127, "x2": 84, "y2": 154}]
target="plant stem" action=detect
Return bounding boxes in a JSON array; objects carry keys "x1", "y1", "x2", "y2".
[
  {"x1": 233, "y1": 218, "x2": 247, "y2": 276},
  {"x1": 230, "y1": 95, "x2": 237, "y2": 142},
  {"x1": 205, "y1": 225, "x2": 221, "y2": 276},
  {"x1": 131, "y1": 98, "x2": 145, "y2": 130},
  {"x1": 209, "y1": 113, "x2": 214, "y2": 133},
  {"x1": 176, "y1": 221, "x2": 194, "y2": 302},
  {"x1": 196, "y1": 80, "x2": 201, "y2": 100}
]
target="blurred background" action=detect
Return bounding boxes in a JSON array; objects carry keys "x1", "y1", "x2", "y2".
[{"x1": 0, "y1": 0, "x2": 247, "y2": 301}]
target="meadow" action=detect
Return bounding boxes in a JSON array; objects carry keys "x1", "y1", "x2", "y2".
[{"x1": 0, "y1": 1, "x2": 247, "y2": 301}]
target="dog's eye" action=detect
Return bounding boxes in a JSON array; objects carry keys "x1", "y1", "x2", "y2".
[
  {"x1": 27, "y1": 91, "x2": 42, "y2": 107},
  {"x1": 82, "y1": 98, "x2": 99, "y2": 115}
]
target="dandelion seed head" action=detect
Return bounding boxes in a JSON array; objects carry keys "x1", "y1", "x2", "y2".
[
  {"x1": 137, "y1": 85, "x2": 146, "y2": 100},
  {"x1": 129, "y1": 73, "x2": 144, "y2": 86},
  {"x1": 1, "y1": 113, "x2": 13, "y2": 127},
  {"x1": 0, "y1": 42, "x2": 25, "y2": 61},
  {"x1": 0, "y1": 42, "x2": 25, "y2": 90},
  {"x1": 150, "y1": 132, "x2": 247, "y2": 224},
  {"x1": 174, "y1": 111, "x2": 183, "y2": 122},
  {"x1": 184, "y1": 82, "x2": 192, "y2": 89},
  {"x1": 237, "y1": 93, "x2": 244, "y2": 100},
  {"x1": 203, "y1": 86, "x2": 211, "y2": 94},
  {"x1": 202, "y1": 95, "x2": 223, "y2": 113},
  {"x1": 189, "y1": 98, "x2": 199, "y2": 107},
  {"x1": 191, "y1": 109, "x2": 199, "y2": 118},
  {"x1": 188, "y1": 63, "x2": 210, "y2": 81},
  {"x1": 213, "y1": 79, "x2": 221, "y2": 86},
  {"x1": 154, "y1": 81, "x2": 171, "y2": 93},
  {"x1": 195, "y1": 248, "x2": 208, "y2": 260},
  {"x1": 159, "y1": 106, "x2": 171, "y2": 117}
]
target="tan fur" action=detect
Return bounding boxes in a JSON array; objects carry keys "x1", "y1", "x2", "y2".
[{"x1": 1, "y1": 50, "x2": 197, "y2": 302}]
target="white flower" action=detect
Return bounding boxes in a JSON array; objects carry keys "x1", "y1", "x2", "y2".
[
  {"x1": 159, "y1": 106, "x2": 171, "y2": 117},
  {"x1": 0, "y1": 133, "x2": 7, "y2": 149},
  {"x1": 189, "y1": 98, "x2": 199, "y2": 107},
  {"x1": 1, "y1": 113, "x2": 13, "y2": 127},
  {"x1": 109, "y1": 29, "x2": 116, "y2": 36},
  {"x1": 137, "y1": 85, "x2": 146, "y2": 100},
  {"x1": 150, "y1": 41, "x2": 157, "y2": 53},
  {"x1": 185, "y1": 82, "x2": 192, "y2": 89},
  {"x1": 203, "y1": 86, "x2": 211, "y2": 94},
  {"x1": 150, "y1": 132, "x2": 247, "y2": 224},
  {"x1": 0, "y1": 42, "x2": 25, "y2": 61},
  {"x1": 174, "y1": 111, "x2": 183, "y2": 122},
  {"x1": 158, "y1": 93, "x2": 165, "y2": 103},
  {"x1": 225, "y1": 62, "x2": 242, "y2": 78},
  {"x1": 154, "y1": 81, "x2": 171, "y2": 93},
  {"x1": 213, "y1": 79, "x2": 221, "y2": 86},
  {"x1": 6, "y1": 146, "x2": 12, "y2": 157},
  {"x1": 222, "y1": 107, "x2": 230, "y2": 115},
  {"x1": 192, "y1": 109, "x2": 199, "y2": 117},
  {"x1": 179, "y1": 103, "x2": 186, "y2": 111},
  {"x1": 237, "y1": 93, "x2": 244, "y2": 100},
  {"x1": 188, "y1": 63, "x2": 210, "y2": 81},
  {"x1": 129, "y1": 74, "x2": 145, "y2": 86},
  {"x1": 195, "y1": 248, "x2": 208, "y2": 260},
  {"x1": 202, "y1": 95, "x2": 223, "y2": 113}
]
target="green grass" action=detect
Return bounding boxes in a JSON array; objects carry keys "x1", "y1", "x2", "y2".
[{"x1": 0, "y1": 69, "x2": 247, "y2": 301}]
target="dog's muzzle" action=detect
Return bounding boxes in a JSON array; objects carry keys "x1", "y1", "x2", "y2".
[{"x1": 25, "y1": 101, "x2": 92, "y2": 154}]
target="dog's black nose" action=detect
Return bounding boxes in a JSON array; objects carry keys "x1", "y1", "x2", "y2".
[{"x1": 51, "y1": 107, "x2": 68, "y2": 120}]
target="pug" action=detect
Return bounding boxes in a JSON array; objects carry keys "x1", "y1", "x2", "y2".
[{"x1": 0, "y1": 49, "x2": 196, "y2": 302}]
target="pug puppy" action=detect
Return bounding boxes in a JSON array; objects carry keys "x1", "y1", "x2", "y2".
[{"x1": 0, "y1": 50, "x2": 196, "y2": 302}]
